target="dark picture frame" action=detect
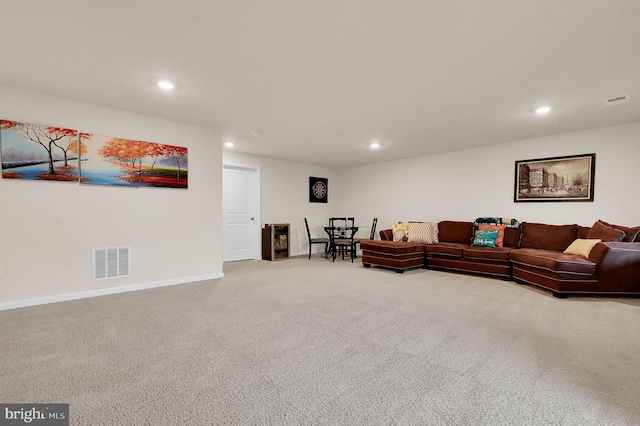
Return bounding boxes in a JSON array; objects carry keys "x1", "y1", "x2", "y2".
[
  {"x1": 514, "y1": 153, "x2": 596, "y2": 202},
  {"x1": 309, "y1": 177, "x2": 328, "y2": 203}
]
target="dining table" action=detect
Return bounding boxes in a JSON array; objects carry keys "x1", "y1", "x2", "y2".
[{"x1": 324, "y1": 226, "x2": 359, "y2": 262}]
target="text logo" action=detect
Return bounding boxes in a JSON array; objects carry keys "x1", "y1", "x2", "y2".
[{"x1": 0, "y1": 404, "x2": 68, "y2": 426}]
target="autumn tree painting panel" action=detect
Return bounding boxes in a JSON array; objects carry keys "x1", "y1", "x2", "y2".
[
  {"x1": 139, "y1": 141, "x2": 188, "y2": 189},
  {"x1": 0, "y1": 119, "x2": 80, "y2": 182},
  {"x1": 79, "y1": 133, "x2": 141, "y2": 187}
]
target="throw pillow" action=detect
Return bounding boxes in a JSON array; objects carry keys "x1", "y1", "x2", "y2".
[
  {"x1": 407, "y1": 222, "x2": 439, "y2": 244},
  {"x1": 392, "y1": 222, "x2": 409, "y2": 242},
  {"x1": 564, "y1": 239, "x2": 601, "y2": 258},
  {"x1": 597, "y1": 219, "x2": 640, "y2": 242},
  {"x1": 471, "y1": 230, "x2": 499, "y2": 248},
  {"x1": 587, "y1": 221, "x2": 626, "y2": 242},
  {"x1": 478, "y1": 225, "x2": 506, "y2": 247}
]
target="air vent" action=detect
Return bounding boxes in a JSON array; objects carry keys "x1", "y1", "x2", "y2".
[
  {"x1": 605, "y1": 94, "x2": 629, "y2": 106},
  {"x1": 93, "y1": 247, "x2": 131, "y2": 280}
]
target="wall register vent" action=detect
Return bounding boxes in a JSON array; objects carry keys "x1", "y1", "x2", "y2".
[
  {"x1": 605, "y1": 94, "x2": 629, "y2": 106},
  {"x1": 93, "y1": 247, "x2": 131, "y2": 280}
]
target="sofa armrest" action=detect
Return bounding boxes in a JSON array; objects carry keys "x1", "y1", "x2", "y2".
[
  {"x1": 588, "y1": 242, "x2": 640, "y2": 292},
  {"x1": 380, "y1": 229, "x2": 393, "y2": 241}
]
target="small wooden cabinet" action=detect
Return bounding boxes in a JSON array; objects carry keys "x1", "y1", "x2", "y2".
[{"x1": 262, "y1": 223, "x2": 290, "y2": 261}]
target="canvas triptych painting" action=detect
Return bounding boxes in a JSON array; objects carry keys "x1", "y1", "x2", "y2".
[{"x1": 0, "y1": 119, "x2": 188, "y2": 189}]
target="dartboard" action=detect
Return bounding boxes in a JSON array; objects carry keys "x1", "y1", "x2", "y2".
[
  {"x1": 313, "y1": 181, "x2": 326, "y2": 198},
  {"x1": 309, "y1": 177, "x2": 328, "y2": 203}
]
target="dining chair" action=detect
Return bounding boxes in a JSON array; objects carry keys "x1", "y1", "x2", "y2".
[
  {"x1": 354, "y1": 217, "x2": 377, "y2": 252},
  {"x1": 331, "y1": 226, "x2": 358, "y2": 262},
  {"x1": 329, "y1": 217, "x2": 354, "y2": 238},
  {"x1": 304, "y1": 218, "x2": 329, "y2": 259}
]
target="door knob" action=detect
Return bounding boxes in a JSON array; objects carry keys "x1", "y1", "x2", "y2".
[{"x1": 251, "y1": 217, "x2": 255, "y2": 220}]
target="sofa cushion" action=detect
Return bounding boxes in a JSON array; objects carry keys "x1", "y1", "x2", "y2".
[
  {"x1": 438, "y1": 221, "x2": 473, "y2": 244},
  {"x1": 503, "y1": 227, "x2": 522, "y2": 248},
  {"x1": 519, "y1": 222, "x2": 577, "y2": 251},
  {"x1": 577, "y1": 225, "x2": 591, "y2": 239},
  {"x1": 510, "y1": 248, "x2": 597, "y2": 275},
  {"x1": 380, "y1": 229, "x2": 393, "y2": 241},
  {"x1": 463, "y1": 246, "x2": 513, "y2": 262},
  {"x1": 360, "y1": 240, "x2": 425, "y2": 255},
  {"x1": 424, "y1": 242, "x2": 466, "y2": 258},
  {"x1": 597, "y1": 219, "x2": 640, "y2": 242},
  {"x1": 587, "y1": 221, "x2": 626, "y2": 242},
  {"x1": 408, "y1": 222, "x2": 439, "y2": 243}
]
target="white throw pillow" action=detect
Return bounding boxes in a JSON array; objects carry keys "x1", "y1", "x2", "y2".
[{"x1": 407, "y1": 222, "x2": 439, "y2": 244}]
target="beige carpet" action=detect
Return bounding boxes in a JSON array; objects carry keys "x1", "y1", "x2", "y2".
[{"x1": 1, "y1": 257, "x2": 639, "y2": 425}]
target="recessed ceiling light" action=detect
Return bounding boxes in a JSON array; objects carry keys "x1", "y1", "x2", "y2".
[
  {"x1": 535, "y1": 106, "x2": 551, "y2": 114},
  {"x1": 225, "y1": 141, "x2": 234, "y2": 148},
  {"x1": 157, "y1": 80, "x2": 175, "y2": 90},
  {"x1": 369, "y1": 141, "x2": 380, "y2": 149}
]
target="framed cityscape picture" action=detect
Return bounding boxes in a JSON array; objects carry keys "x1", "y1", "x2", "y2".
[
  {"x1": 514, "y1": 153, "x2": 596, "y2": 202},
  {"x1": 309, "y1": 177, "x2": 328, "y2": 203}
]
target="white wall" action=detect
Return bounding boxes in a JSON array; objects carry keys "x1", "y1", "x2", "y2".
[
  {"x1": 0, "y1": 85, "x2": 223, "y2": 306},
  {"x1": 223, "y1": 151, "x2": 339, "y2": 256},
  {"x1": 3, "y1": 83, "x2": 638, "y2": 306},
  {"x1": 338, "y1": 122, "x2": 640, "y2": 234}
]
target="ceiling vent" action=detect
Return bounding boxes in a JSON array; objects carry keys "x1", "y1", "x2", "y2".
[
  {"x1": 93, "y1": 247, "x2": 131, "y2": 280},
  {"x1": 604, "y1": 94, "x2": 629, "y2": 106}
]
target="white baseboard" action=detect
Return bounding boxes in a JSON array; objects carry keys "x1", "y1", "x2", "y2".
[{"x1": 0, "y1": 273, "x2": 224, "y2": 312}]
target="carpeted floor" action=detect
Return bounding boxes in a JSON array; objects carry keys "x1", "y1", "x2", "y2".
[{"x1": 1, "y1": 257, "x2": 639, "y2": 425}]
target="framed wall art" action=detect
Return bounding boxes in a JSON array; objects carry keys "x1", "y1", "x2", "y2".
[
  {"x1": 79, "y1": 134, "x2": 188, "y2": 189},
  {"x1": 514, "y1": 153, "x2": 595, "y2": 202},
  {"x1": 79, "y1": 133, "x2": 141, "y2": 187},
  {"x1": 1, "y1": 119, "x2": 80, "y2": 182},
  {"x1": 1, "y1": 118, "x2": 188, "y2": 189},
  {"x1": 309, "y1": 177, "x2": 328, "y2": 203}
]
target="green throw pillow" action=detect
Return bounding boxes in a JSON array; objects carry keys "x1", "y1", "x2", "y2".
[{"x1": 471, "y1": 230, "x2": 499, "y2": 247}]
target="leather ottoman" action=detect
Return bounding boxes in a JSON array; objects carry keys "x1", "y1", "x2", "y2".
[{"x1": 360, "y1": 240, "x2": 425, "y2": 273}]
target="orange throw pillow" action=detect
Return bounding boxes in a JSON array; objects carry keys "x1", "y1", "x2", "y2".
[{"x1": 478, "y1": 225, "x2": 506, "y2": 247}]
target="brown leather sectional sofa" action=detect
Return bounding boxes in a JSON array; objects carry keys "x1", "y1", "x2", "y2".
[{"x1": 361, "y1": 220, "x2": 640, "y2": 298}]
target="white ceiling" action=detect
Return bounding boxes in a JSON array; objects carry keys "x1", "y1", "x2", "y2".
[{"x1": 1, "y1": 1, "x2": 639, "y2": 168}]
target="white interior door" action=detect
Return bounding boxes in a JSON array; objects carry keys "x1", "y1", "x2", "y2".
[{"x1": 223, "y1": 165, "x2": 260, "y2": 262}]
